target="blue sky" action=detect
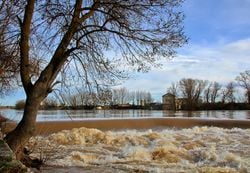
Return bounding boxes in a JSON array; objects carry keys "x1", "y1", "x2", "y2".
[
  {"x1": 1, "y1": 0, "x2": 250, "y2": 105},
  {"x1": 119, "y1": 0, "x2": 250, "y2": 102}
]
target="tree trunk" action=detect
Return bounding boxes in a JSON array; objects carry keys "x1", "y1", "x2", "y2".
[
  {"x1": 247, "y1": 90, "x2": 250, "y2": 104},
  {"x1": 5, "y1": 93, "x2": 42, "y2": 159}
]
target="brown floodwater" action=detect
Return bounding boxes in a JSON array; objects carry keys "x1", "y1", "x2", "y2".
[
  {"x1": 26, "y1": 124, "x2": 250, "y2": 173},
  {"x1": 2, "y1": 116, "x2": 250, "y2": 172},
  {"x1": 1, "y1": 109, "x2": 250, "y2": 122},
  {"x1": 3, "y1": 117, "x2": 250, "y2": 135}
]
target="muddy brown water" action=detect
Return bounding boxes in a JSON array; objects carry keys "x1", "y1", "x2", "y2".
[{"x1": 2, "y1": 117, "x2": 250, "y2": 135}]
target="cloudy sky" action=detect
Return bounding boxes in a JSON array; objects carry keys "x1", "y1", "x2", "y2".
[
  {"x1": 119, "y1": 0, "x2": 250, "y2": 102},
  {"x1": 1, "y1": 0, "x2": 250, "y2": 105}
]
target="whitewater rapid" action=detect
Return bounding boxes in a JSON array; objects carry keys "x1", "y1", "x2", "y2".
[{"x1": 28, "y1": 126, "x2": 250, "y2": 172}]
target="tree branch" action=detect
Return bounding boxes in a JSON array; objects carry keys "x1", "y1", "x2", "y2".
[{"x1": 19, "y1": 0, "x2": 36, "y2": 94}]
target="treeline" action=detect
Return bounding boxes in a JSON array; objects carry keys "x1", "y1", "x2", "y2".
[
  {"x1": 15, "y1": 88, "x2": 154, "y2": 110},
  {"x1": 166, "y1": 70, "x2": 250, "y2": 110},
  {"x1": 15, "y1": 70, "x2": 250, "y2": 110}
]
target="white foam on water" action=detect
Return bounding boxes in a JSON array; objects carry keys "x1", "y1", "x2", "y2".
[{"x1": 28, "y1": 127, "x2": 250, "y2": 172}]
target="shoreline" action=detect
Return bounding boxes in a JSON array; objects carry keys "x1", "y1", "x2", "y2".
[{"x1": 2, "y1": 117, "x2": 250, "y2": 135}]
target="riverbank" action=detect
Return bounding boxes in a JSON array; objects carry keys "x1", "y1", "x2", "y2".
[{"x1": 0, "y1": 139, "x2": 27, "y2": 173}]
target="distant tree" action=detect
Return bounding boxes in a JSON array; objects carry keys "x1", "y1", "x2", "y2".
[
  {"x1": 221, "y1": 89, "x2": 227, "y2": 104},
  {"x1": 15, "y1": 100, "x2": 26, "y2": 110},
  {"x1": 59, "y1": 89, "x2": 98, "y2": 107},
  {"x1": 203, "y1": 81, "x2": 221, "y2": 103},
  {"x1": 210, "y1": 82, "x2": 221, "y2": 103},
  {"x1": 135, "y1": 90, "x2": 152, "y2": 106},
  {"x1": 76, "y1": 88, "x2": 87, "y2": 107},
  {"x1": 204, "y1": 82, "x2": 212, "y2": 103},
  {"x1": 145, "y1": 92, "x2": 153, "y2": 104},
  {"x1": 2, "y1": 0, "x2": 186, "y2": 157},
  {"x1": 120, "y1": 88, "x2": 129, "y2": 105},
  {"x1": 83, "y1": 92, "x2": 98, "y2": 106},
  {"x1": 112, "y1": 87, "x2": 129, "y2": 104},
  {"x1": 221, "y1": 82, "x2": 235, "y2": 103},
  {"x1": 136, "y1": 90, "x2": 142, "y2": 106},
  {"x1": 236, "y1": 70, "x2": 250, "y2": 103},
  {"x1": 130, "y1": 91, "x2": 136, "y2": 105},
  {"x1": 69, "y1": 95, "x2": 78, "y2": 108},
  {"x1": 98, "y1": 88, "x2": 112, "y2": 106},
  {"x1": 179, "y1": 78, "x2": 206, "y2": 110},
  {"x1": 41, "y1": 97, "x2": 58, "y2": 109},
  {"x1": 226, "y1": 82, "x2": 236, "y2": 103},
  {"x1": 111, "y1": 88, "x2": 153, "y2": 106},
  {"x1": 111, "y1": 89, "x2": 119, "y2": 105},
  {"x1": 167, "y1": 82, "x2": 179, "y2": 110}
]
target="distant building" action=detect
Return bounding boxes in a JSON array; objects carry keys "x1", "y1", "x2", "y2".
[
  {"x1": 140, "y1": 99, "x2": 145, "y2": 106},
  {"x1": 162, "y1": 93, "x2": 187, "y2": 110},
  {"x1": 162, "y1": 93, "x2": 176, "y2": 110}
]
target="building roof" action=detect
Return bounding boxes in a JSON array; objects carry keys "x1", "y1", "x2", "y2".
[{"x1": 162, "y1": 93, "x2": 175, "y2": 97}]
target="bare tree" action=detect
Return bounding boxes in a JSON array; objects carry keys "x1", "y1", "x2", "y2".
[
  {"x1": 204, "y1": 82, "x2": 212, "y2": 103},
  {"x1": 137, "y1": 90, "x2": 153, "y2": 105},
  {"x1": 167, "y1": 82, "x2": 179, "y2": 110},
  {"x1": 83, "y1": 92, "x2": 98, "y2": 106},
  {"x1": 130, "y1": 91, "x2": 136, "y2": 105},
  {"x1": 98, "y1": 88, "x2": 112, "y2": 106},
  {"x1": 221, "y1": 89, "x2": 227, "y2": 104},
  {"x1": 59, "y1": 89, "x2": 98, "y2": 107},
  {"x1": 236, "y1": 70, "x2": 250, "y2": 103},
  {"x1": 111, "y1": 89, "x2": 119, "y2": 105},
  {"x1": 2, "y1": 0, "x2": 186, "y2": 157},
  {"x1": 221, "y1": 82, "x2": 235, "y2": 103},
  {"x1": 167, "y1": 82, "x2": 179, "y2": 97},
  {"x1": 112, "y1": 88, "x2": 153, "y2": 106},
  {"x1": 57, "y1": 90, "x2": 79, "y2": 107},
  {"x1": 41, "y1": 97, "x2": 58, "y2": 109},
  {"x1": 69, "y1": 95, "x2": 78, "y2": 108},
  {"x1": 135, "y1": 90, "x2": 147, "y2": 106},
  {"x1": 203, "y1": 81, "x2": 221, "y2": 103},
  {"x1": 0, "y1": 1, "x2": 41, "y2": 95},
  {"x1": 145, "y1": 92, "x2": 153, "y2": 104},
  {"x1": 210, "y1": 81, "x2": 221, "y2": 103},
  {"x1": 136, "y1": 90, "x2": 142, "y2": 105},
  {"x1": 179, "y1": 78, "x2": 206, "y2": 110},
  {"x1": 120, "y1": 87, "x2": 129, "y2": 104},
  {"x1": 112, "y1": 87, "x2": 129, "y2": 104}
]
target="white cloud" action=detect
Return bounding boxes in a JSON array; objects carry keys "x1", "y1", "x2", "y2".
[
  {"x1": 2, "y1": 39, "x2": 250, "y2": 105},
  {"x1": 120, "y1": 38, "x2": 250, "y2": 101}
]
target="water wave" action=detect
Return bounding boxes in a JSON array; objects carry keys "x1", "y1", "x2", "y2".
[{"x1": 28, "y1": 126, "x2": 250, "y2": 172}]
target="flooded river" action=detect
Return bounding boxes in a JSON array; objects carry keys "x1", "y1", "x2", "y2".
[
  {"x1": 1, "y1": 109, "x2": 250, "y2": 122},
  {"x1": 29, "y1": 126, "x2": 250, "y2": 173},
  {"x1": 1, "y1": 109, "x2": 250, "y2": 172}
]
